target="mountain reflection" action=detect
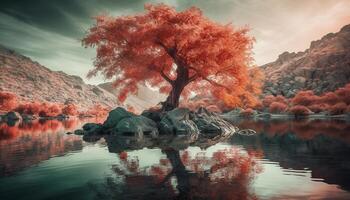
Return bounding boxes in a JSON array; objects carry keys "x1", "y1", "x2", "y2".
[
  {"x1": 230, "y1": 119, "x2": 350, "y2": 191},
  {"x1": 0, "y1": 119, "x2": 84, "y2": 176}
]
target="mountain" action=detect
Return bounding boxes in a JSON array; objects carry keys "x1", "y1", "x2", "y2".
[
  {"x1": 0, "y1": 45, "x2": 118, "y2": 108},
  {"x1": 262, "y1": 24, "x2": 350, "y2": 97},
  {"x1": 98, "y1": 82, "x2": 166, "y2": 111}
]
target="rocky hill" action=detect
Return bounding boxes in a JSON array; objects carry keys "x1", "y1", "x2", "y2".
[
  {"x1": 0, "y1": 45, "x2": 118, "y2": 108},
  {"x1": 98, "y1": 82, "x2": 166, "y2": 111},
  {"x1": 262, "y1": 24, "x2": 350, "y2": 97}
]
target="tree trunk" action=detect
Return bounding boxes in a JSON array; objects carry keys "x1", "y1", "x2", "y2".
[{"x1": 162, "y1": 66, "x2": 189, "y2": 111}]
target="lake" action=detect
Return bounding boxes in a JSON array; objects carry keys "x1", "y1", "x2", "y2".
[{"x1": 0, "y1": 118, "x2": 350, "y2": 200}]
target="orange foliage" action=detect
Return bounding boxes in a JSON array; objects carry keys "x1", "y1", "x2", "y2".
[
  {"x1": 15, "y1": 102, "x2": 62, "y2": 117},
  {"x1": 289, "y1": 105, "x2": 312, "y2": 116},
  {"x1": 83, "y1": 4, "x2": 259, "y2": 110},
  {"x1": 0, "y1": 91, "x2": 18, "y2": 111},
  {"x1": 84, "y1": 104, "x2": 109, "y2": 118},
  {"x1": 269, "y1": 102, "x2": 288, "y2": 113},
  {"x1": 62, "y1": 104, "x2": 78, "y2": 116}
]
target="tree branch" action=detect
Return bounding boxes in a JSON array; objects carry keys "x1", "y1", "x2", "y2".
[
  {"x1": 203, "y1": 77, "x2": 231, "y2": 92},
  {"x1": 160, "y1": 70, "x2": 174, "y2": 84}
]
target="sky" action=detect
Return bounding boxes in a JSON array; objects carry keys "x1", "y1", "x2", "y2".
[{"x1": 0, "y1": 0, "x2": 349, "y2": 84}]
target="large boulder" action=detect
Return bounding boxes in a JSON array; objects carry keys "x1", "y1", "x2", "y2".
[
  {"x1": 103, "y1": 107, "x2": 135, "y2": 130},
  {"x1": 113, "y1": 115, "x2": 158, "y2": 137},
  {"x1": 194, "y1": 107, "x2": 238, "y2": 136},
  {"x1": 159, "y1": 108, "x2": 194, "y2": 135}
]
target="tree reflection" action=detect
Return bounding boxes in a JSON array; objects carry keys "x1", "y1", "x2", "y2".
[{"x1": 89, "y1": 133, "x2": 263, "y2": 200}]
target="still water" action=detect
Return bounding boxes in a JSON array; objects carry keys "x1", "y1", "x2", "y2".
[{"x1": 0, "y1": 118, "x2": 350, "y2": 199}]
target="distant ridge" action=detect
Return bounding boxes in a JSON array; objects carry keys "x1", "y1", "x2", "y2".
[{"x1": 262, "y1": 24, "x2": 350, "y2": 97}]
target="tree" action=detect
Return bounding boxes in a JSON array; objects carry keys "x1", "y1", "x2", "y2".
[{"x1": 83, "y1": 4, "x2": 255, "y2": 111}]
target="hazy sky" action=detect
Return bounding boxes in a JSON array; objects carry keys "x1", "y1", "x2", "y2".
[{"x1": 0, "y1": 0, "x2": 349, "y2": 84}]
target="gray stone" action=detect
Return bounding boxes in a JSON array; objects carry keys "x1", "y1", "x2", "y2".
[
  {"x1": 103, "y1": 107, "x2": 135, "y2": 129},
  {"x1": 114, "y1": 115, "x2": 159, "y2": 137},
  {"x1": 159, "y1": 108, "x2": 191, "y2": 135},
  {"x1": 83, "y1": 123, "x2": 103, "y2": 135}
]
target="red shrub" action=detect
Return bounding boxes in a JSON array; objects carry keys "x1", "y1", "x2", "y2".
[
  {"x1": 0, "y1": 91, "x2": 18, "y2": 111},
  {"x1": 275, "y1": 95, "x2": 288, "y2": 104},
  {"x1": 62, "y1": 104, "x2": 78, "y2": 116},
  {"x1": 292, "y1": 90, "x2": 319, "y2": 106},
  {"x1": 346, "y1": 105, "x2": 350, "y2": 113},
  {"x1": 289, "y1": 105, "x2": 312, "y2": 116},
  {"x1": 308, "y1": 103, "x2": 329, "y2": 113},
  {"x1": 319, "y1": 92, "x2": 340, "y2": 105},
  {"x1": 252, "y1": 101, "x2": 263, "y2": 111},
  {"x1": 335, "y1": 84, "x2": 350, "y2": 104},
  {"x1": 329, "y1": 102, "x2": 347, "y2": 115},
  {"x1": 269, "y1": 102, "x2": 288, "y2": 113},
  {"x1": 240, "y1": 108, "x2": 255, "y2": 117},
  {"x1": 262, "y1": 95, "x2": 275, "y2": 107},
  {"x1": 38, "y1": 103, "x2": 62, "y2": 117},
  {"x1": 85, "y1": 104, "x2": 109, "y2": 117},
  {"x1": 15, "y1": 102, "x2": 42, "y2": 115}
]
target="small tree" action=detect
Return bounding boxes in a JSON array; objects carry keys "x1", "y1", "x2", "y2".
[
  {"x1": 83, "y1": 4, "x2": 258, "y2": 111},
  {"x1": 0, "y1": 92, "x2": 18, "y2": 111}
]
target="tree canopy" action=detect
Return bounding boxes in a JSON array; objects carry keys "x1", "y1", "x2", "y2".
[{"x1": 83, "y1": 3, "x2": 261, "y2": 110}]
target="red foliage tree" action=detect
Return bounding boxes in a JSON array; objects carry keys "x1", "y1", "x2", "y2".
[
  {"x1": 83, "y1": 4, "x2": 258, "y2": 111},
  {"x1": 308, "y1": 103, "x2": 329, "y2": 113},
  {"x1": 269, "y1": 102, "x2": 288, "y2": 113},
  {"x1": 0, "y1": 92, "x2": 18, "y2": 111},
  {"x1": 289, "y1": 105, "x2": 312, "y2": 116}
]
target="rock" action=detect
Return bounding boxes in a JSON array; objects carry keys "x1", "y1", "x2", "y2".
[
  {"x1": 195, "y1": 108, "x2": 238, "y2": 137},
  {"x1": 82, "y1": 123, "x2": 103, "y2": 135},
  {"x1": 74, "y1": 129, "x2": 85, "y2": 135},
  {"x1": 114, "y1": 115, "x2": 159, "y2": 137},
  {"x1": 21, "y1": 114, "x2": 36, "y2": 121},
  {"x1": 56, "y1": 114, "x2": 69, "y2": 120},
  {"x1": 4, "y1": 112, "x2": 21, "y2": 121},
  {"x1": 141, "y1": 110, "x2": 162, "y2": 122},
  {"x1": 261, "y1": 24, "x2": 350, "y2": 96},
  {"x1": 159, "y1": 108, "x2": 192, "y2": 135},
  {"x1": 103, "y1": 107, "x2": 135, "y2": 129},
  {"x1": 66, "y1": 132, "x2": 73, "y2": 135}
]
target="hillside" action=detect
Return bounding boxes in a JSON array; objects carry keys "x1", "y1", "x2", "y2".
[
  {"x1": 0, "y1": 46, "x2": 118, "y2": 108},
  {"x1": 98, "y1": 82, "x2": 166, "y2": 111},
  {"x1": 262, "y1": 24, "x2": 350, "y2": 97}
]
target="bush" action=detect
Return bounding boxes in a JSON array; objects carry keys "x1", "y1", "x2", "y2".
[
  {"x1": 0, "y1": 92, "x2": 18, "y2": 111},
  {"x1": 319, "y1": 92, "x2": 340, "y2": 105},
  {"x1": 269, "y1": 102, "x2": 288, "y2": 113},
  {"x1": 62, "y1": 104, "x2": 78, "y2": 116},
  {"x1": 240, "y1": 108, "x2": 255, "y2": 117},
  {"x1": 308, "y1": 103, "x2": 329, "y2": 113},
  {"x1": 292, "y1": 90, "x2": 318, "y2": 106},
  {"x1": 329, "y1": 102, "x2": 347, "y2": 115},
  {"x1": 289, "y1": 105, "x2": 312, "y2": 116}
]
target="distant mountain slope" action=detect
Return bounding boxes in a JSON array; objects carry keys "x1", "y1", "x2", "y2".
[
  {"x1": 98, "y1": 82, "x2": 166, "y2": 111},
  {"x1": 0, "y1": 46, "x2": 118, "y2": 108},
  {"x1": 262, "y1": 24, "x2": 350, "y2": 97}
]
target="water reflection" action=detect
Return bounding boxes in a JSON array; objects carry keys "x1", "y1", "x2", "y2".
[
  {"x1": 0, "y1": 119, "x2": 86, "y2": 176},
  {"x1": 0, "y1": 118, "x2": 350, "y2": 199},
  {"x1": 230, "y1": 119, "x2": 350, "y2": 192}
]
